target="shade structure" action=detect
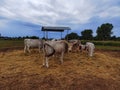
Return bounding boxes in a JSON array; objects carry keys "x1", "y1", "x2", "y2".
[{"x1": 41, "y1": 26, "x2": 71, "y2": 40}]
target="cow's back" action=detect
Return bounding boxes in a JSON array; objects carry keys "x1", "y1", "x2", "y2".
[
  {"x1": 48, "y1": 41, "x2": 68, "y2": 53},
  {"x1": 24, "y1": 39, "x2": 43, "y2": 47}
]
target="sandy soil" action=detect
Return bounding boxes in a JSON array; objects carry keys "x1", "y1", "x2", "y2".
[{"x1": 0, "y1": 49, "x2": 120, "y2": 90}]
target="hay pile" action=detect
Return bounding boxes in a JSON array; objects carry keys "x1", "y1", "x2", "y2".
[{"x1": 0, "y1": 49, "x2": 120, "y2": 90}]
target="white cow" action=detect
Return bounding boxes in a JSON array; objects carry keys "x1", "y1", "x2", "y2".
[
  {"x1": 24, "y1": 39, "x2": 43, "y2": 53},
  {"x1": 43, "y1": 40, "x2": 68, "y2": 68},
  {"x1": 85, "y1": 42, "x2": 95, "y2": 56}
]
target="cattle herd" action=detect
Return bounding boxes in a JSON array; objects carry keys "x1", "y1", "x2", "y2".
[{"x1": 24, "y1": 39, "x2": 95, "y2": 68}]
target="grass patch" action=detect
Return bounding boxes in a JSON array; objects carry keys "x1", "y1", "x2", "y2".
[
  {"x1": 0, "y1": 40, "x2": 24, "y2": 49},
  {"x1": 93, "y1": 41, "x2": 120, "y2": 47},
  {"x1": 0, "y1": 40, "x2": 120, "y2": 51},
  {"x1": 81, "y1": 40, "x2": 120, "y2": 47},
  {"x1": 96, "y1": 45, "x2": 120, "y2": 51}
]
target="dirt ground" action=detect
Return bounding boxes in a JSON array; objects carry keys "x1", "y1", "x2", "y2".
[{"x1": 0, "y1": 49, "x2": 120, "y2": 90}]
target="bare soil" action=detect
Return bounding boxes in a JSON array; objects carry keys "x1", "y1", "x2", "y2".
[{"x1": 0, "y1": 49, "x2": 120, "y2": 90}]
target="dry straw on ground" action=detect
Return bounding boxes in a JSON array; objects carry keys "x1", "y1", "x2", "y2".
[{"x1": 0, "y1": 49, "x2": 120, "y2": 90}]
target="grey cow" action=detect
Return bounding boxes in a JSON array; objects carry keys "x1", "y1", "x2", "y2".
[
  {"x1": 68, "y1": 39, "x2": 81, "y2": 52},
  {"x1": 43, "y1": 40, "x2": 68, "y2": 68},
  {"x1": 24, "y1": 39, "x2": 43, "y2": 53}
]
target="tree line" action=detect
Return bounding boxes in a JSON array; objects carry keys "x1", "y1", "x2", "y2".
[
  {"x1": 65, "y1": 23, "x2": 120, "y2": 41},
  {"x1": 0, "y1": 23, "x2": 120, "y2": 41},
  {"x1": 0, "y1": 36, "x2": 39, "y2": 40}
]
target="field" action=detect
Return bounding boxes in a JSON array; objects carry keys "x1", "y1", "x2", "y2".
[
  {"x1": 0, "y1": 40, "x2": 23, "y2": 49},
  {"x1": 0, "y1": 39, "x2": 120, "y2": 51},
  {"x1": 0, "y1": 40, "x2": 120, "y2": 90}
]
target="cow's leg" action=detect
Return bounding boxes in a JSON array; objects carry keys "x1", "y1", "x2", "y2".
[
  {"x1": 43, "y1": 56, "x2": 46, "y2": 66},
  {"x1": 24, "y1": 45, "x2": 27, "y2": 53},
  {"x1": 90, "y1": 47, "x2": 93, "y2": 57},
  {"x1": 60, "y1": 52, "x2": 64, "y2": 64},
  {"x1": 46, "y1": 57, "x2": 49, "y2": 68},
  {"x1": 86, "y1": 47, "x2": 89, "y2": 55},
  {"x1": 42, "y1": 46, "x2": 46, "y2": 66},
  {"x1": 88, "y1": 47, "x2": 92, "y2": 56},
  {"x1": 38, "y1": 46, "x2": 41, "y2": 53},
  {"x1": 27, "y1": 46, "x2": 31, "y2": 53}
]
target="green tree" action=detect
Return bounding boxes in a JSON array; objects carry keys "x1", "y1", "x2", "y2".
[
  {"x1": 30, "y1": 36, "x2": 39, "y2": 39},
  {"x1": 116, "y1": 37, "x2": 120, "y2": 41},
  {"x1": 111, "y1": 35, "x2": 116, "y2": 40},
  {"x1": 65, "y1": 32, "x2": 80, "y2": 40},
  {"x1": 96, "y1": 23, "x2": 113, "y2": 40},
  {"x1": 81, "y1": 29, "x2": 93, "y2": 40}
]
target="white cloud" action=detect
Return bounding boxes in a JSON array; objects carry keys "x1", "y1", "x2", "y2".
[
  {"x1": 99, "y1": 6, "x2": 120, "y2": 18},
  {"x1": 0, "y1": 0, "x2": 120, "y2": 28},
  {"x1": 0, "y1": 19, "x2": 9, "y2": 28}
]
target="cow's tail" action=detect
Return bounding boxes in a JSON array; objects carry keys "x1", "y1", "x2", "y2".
[{"x1": 44, "y1": 43, "x2": 55, "y2": 57}]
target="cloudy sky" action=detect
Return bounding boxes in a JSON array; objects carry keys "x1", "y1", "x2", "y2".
[{"x1": 0, "y1": 0, "x2": 120, "y2": 38}]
